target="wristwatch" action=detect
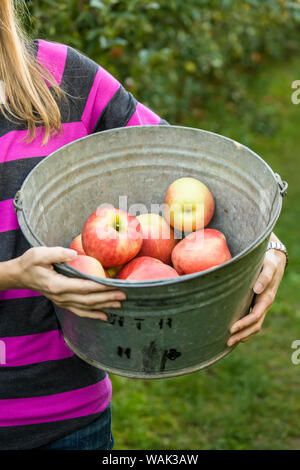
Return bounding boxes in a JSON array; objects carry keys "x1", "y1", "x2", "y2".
[{"x1": 267, "y1": 241, "x2": 288, "y2": 268}]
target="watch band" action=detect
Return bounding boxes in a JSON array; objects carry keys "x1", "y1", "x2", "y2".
[{"x1": 267, "y1": 241, "x2": 288, "y2": 268}]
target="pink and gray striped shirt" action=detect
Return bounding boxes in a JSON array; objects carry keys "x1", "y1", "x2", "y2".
[{"x1": 0, "y1": 39, "x2": 167, "y2": 449}]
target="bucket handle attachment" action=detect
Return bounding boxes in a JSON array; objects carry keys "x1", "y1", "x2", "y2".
[
  {"x1": 13, "y1": 190, "x2": 45, "y2": 247},
  {"x1": 274, "y1": 173, "x2": 288, "y2": 197},
  {"x1": 13, "y1": 190, "x2": 23, "y2": 211}
]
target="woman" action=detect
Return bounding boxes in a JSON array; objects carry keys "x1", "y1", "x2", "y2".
[{"x1": 0, "y1": 0, "x2": 287, "y2": 450}]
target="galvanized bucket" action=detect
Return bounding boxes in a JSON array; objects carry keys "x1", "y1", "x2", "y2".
[{"x1": 14, "y1": 125, "x2": 287, "y2": 379}]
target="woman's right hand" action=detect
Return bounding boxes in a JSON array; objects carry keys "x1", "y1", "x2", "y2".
[{"x1": 12, "y1": 246, "x2": 126, "y2": 320}]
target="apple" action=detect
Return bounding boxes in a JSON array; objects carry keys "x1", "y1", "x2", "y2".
[
  {"x1": 172, "y1": 228, "x2": 232, "y2": 274},
  {"x1": 164, "y1": 177, "x2": 215, "y2": 233},
  {"x1": 67, "y1": 254, "x2": 106, "y2": 278},
  {"x1": 69, "y1": 234, "x2": 85, "y2": 255},
  {"x1": 136, "y1": 213, "x2": 178, "y2": 265},
  {"x1": 118, "y1": 256, "x2": 179, "y2": 281},
  {"x1": 82, "y1": 206, "x2": 143, "y2": 268}
]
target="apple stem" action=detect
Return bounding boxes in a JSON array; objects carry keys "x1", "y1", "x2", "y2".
[{"x1": 114, "y1": 214, "x2": 120, "y2": 232}]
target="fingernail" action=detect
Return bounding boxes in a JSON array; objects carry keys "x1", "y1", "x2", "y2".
[
  {"x1": 112, "y1": 302, "x2": 122, "y2": 308},
  {"x1": 97, "y1": 313, "x2": 108, "y2": 321},
  {"x1": 227, "y1": 339, "x2": 235, "y2": 347},
  {"x1": 253, "y1": 282, "x2": 263, "y2": 294},
  {"x1": 66, "y1": 249, "x2": 78, "y2": 261},
  {"x1": 116, "y1": 293, "x2": 126, "y2": 300}
]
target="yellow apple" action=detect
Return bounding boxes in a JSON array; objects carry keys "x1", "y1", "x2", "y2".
[{"x1": 164, "y1": 177, "x2": 215, "y2": 232}]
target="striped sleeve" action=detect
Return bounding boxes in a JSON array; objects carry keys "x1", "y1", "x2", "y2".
[
  {"x1": 66, "y1": 46, "x2": 170, "y2": 134},
  {"x1": 93, "y1": 85, "x2": 170, "y2": 132}
]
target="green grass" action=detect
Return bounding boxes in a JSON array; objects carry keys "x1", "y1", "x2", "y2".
[{"x1": 110, "y1": 57, "x2": 300, "y2": 450}]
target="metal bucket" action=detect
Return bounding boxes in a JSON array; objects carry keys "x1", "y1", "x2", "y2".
[{"x1": 14, "y1": 125, "x2": 287, "y2": 379}]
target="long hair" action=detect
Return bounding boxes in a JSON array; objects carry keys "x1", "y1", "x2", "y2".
[{"x1": 0, "y1": 0, "x2": 64, "y2": 145}]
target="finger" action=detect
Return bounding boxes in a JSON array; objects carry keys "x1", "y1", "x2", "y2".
[
  {"x1": 230, "y1": 290, "x2": 275, "y2": 334},
  {"x1": 253, "y1": 262, "x2": 276, "y2": 295},
  {"x1": 240, "y1": 332, "x2": 258, "y2": 343},
  {"x1": 67, "y1": 307, "x2": 108, "y2": 321},
  {"x1": 240, "y1": 312, "x2": 267, "y2": 343},
  {"x1": 47, "y1": 271, "x2": 121, "y2": 294},
  {"x1": 227, "y1": 314, "x2": 265, "y2": 347},
  {"x1": 56, "y1": 300, "x2": 122, "y2": 311},
  {"x1": 52, "y1": 289, "x2": 126, "y2": 306},
  {"x1": 32, "y1": 246, "x2": 78, "y2": 265}
]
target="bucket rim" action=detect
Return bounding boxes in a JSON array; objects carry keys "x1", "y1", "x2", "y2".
[{"x1": 16, "y1": 125, "x2": 283, "y2": 288}]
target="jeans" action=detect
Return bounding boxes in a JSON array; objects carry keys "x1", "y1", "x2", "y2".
[{"x1": 39, "y1": 404, "x2": 114, "y2": 450}]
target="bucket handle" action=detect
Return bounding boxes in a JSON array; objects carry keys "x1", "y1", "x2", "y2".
[{"x1": 274, "y1": 173, "x2": 288, "y2": 197}]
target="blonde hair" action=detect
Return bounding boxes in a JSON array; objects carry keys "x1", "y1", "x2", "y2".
[{"x1": 0, "y1": 0, "x2": 64, "y2": 145}]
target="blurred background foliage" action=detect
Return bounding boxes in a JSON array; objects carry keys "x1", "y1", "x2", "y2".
[
  {"x1": 24, "y1": 0, "x2": 300, "y2": 125},
  {"x1": 21, "y1": 0, "x2": 300, "y2": 450}
]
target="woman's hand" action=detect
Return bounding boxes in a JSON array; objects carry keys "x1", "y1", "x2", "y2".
[
  {"x1": 227, "y1": 233, "x2": 287, "y2": 347},
  {"x1": 12, "y1": 246, "x2": 126, "y2": 320}
]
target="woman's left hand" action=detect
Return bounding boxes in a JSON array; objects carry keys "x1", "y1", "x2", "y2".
[{"x1": 227, "y1": 233, "x2": 287, "y2": 347}]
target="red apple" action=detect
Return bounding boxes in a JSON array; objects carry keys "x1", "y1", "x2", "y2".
[
  {"x1": 164, "y1": 177, "x2": 215, "y2": 233},
  {"x1": 118, "y1": 256, "x2": 179, "y2": 281},
  {"x1": 67, "y1": 254, "x2": 106, "y2": 278},
  {"x1": 136, "y1": 213, "x2": 178, "y2": 265},
  {"x1": 82, "y1": 206, "x2": 143, "y2": 268},
  {"x1": 172, "y1": 228, "x2": 232, "y2": 274},
  {"x1": 69, "y1": 234, "x2": 85, "y2": 255}
]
